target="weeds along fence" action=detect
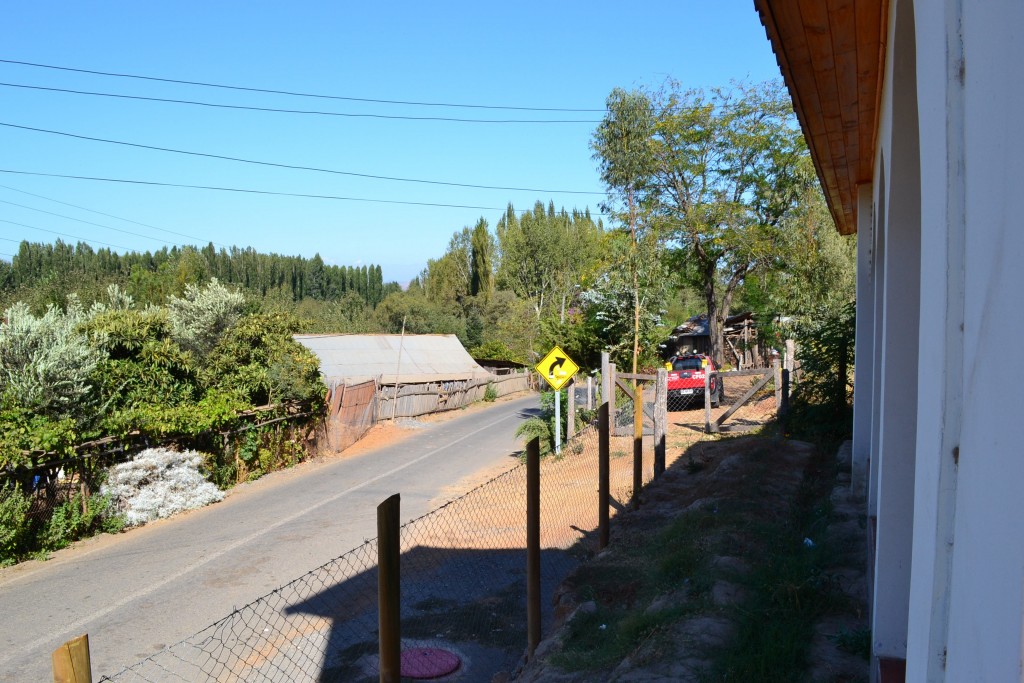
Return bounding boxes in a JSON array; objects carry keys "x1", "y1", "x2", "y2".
[
  {"x1": 374, "y1": 372, "x2": 530, "y2": 421},
  {"x1": 97, "y1": 408, "x2": 663, "y2": 683}
]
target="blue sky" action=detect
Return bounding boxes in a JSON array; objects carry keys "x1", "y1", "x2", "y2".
[{"x1": 1, "y1": 2, "x2": 784, "y2": 284}]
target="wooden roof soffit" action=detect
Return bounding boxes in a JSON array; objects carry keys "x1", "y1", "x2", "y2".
[{"x1": 753, "y1": 0, "x2": 888, "y2": 235}]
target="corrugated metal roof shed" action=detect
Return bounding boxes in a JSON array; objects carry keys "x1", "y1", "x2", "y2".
[{"x1": 294, "y1": 333, "x2": 494, "y2": 386}]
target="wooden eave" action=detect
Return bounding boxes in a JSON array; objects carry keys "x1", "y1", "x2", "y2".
[{"x1": 754, "y1": 0, "x2": 888, "y2": 235}]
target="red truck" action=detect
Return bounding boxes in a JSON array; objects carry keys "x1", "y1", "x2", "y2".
[{"x1": 667, "y1": 354, "x2": 723, "y2": 409}]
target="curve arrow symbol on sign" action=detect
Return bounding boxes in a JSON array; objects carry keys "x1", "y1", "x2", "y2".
[{"x1": 548, "y1": 356, "x2": 566, "y2": 379}]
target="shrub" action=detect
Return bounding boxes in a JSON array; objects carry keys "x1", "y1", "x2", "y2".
[
  {"x1": 0, "y1": 485, "x2": 31, "y2": 566},
  {"x1": 0, "y1": 299, "x2": 101, "y2": 421},
  {"x1": 483, "y1": 382, "x2": 498, "y2": 402},
  {"x1": 101, "y1": 447, "x2": 224, "y2": 526},
  {"x1": 166, "y1": 278, "x2": 244, "y2": 357},
  {"x1": 39, "y1": 492, "x2": 119, "y2": 552}
]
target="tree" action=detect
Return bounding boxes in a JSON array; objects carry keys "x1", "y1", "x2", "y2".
[
  {"x1": 593, "y1": 81, "x2": 806, "y2": 366},
  {"x1": 591, "y1": 88, "x2": 664, "y2": 373},
  {"x1": 470, "y1": 218, "x2": 494, "y2": 301},
  {"x1": 426, "y1": 227, "x2": 472, "y2": 307},
  {"x1": 496, "y1": 202, "x2": 603, "y2": 323}
]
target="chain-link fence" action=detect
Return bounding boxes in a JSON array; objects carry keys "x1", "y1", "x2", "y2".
[
  {"x1": 98, "y1": 415, "x2": 651, "y2": 682},
  {"x1": 94, "y1": 370, "x2": 781, "y2": 683}
]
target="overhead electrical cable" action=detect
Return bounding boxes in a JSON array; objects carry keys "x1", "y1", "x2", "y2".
[
  {"x1": 0, "y1": 121, "x2": 604, "y2": 195},
  {"x1": 0, "y1": 198, "x2": 174, "y2": 245},
  {"x1": 0, "y1": 82, "x2": 601, "y2": 123},
  {"x1": 0, "y1": 217, "x2": 135, "y2": 250},
  {"x1": 0, "y1": 58, "x2": 606, "y2": 112},
  {"x1": 0, "y1": 183, "x2": 229, "y2": 248},
  {"x1": 0, "y1": 169, "x2": 607, "y2": 216},
  {"x1": 0, "y1": 169, "x2": 509, "y2": 210}
]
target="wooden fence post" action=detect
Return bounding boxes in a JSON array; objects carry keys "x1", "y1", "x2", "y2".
[
  {"x1": 654, "y1": 369, "x2": 667, "y2": 478},
  {"x1": 526, "y1": 437, "x2": 541, "y2": 658},
  {"x1": 632, "y1": 384, "x2": 643, "y2": 509},
  {"x1": 377, "y1": 494, "x2": 401, "y2": 683},
  {"x1": 52, "y1": 634, "x2": 92, "y2": 683},
  {"x1": 598, "y1": 402, "x2": 610, "y2": 550}
]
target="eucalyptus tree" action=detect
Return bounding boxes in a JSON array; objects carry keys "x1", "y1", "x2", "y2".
[{"x1": 591, "y1": 88, "x2": 667, "y2": 373}]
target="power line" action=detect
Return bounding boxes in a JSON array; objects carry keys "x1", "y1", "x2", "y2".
[
  {"x1": 0, "y1": 168, "x2": 511, "y2": 210},
  {"x1": 0, "y1": 217, "x2": 133, "y2": 250},
  {"x1": 0, "y1": 198, "x2": 175, "y2": 246},
  {"x1": 0, "y1": 58, "x2": 606, "y2": 112},
  {"x1": 0, "y1": 81, "x2": 601, "y2": 124},
  {"x1": 0, "y1": 121, "x2": 605, "y2": 195},
  {"x1": 0, "y1": 183, "x2": 230, "y2": 249}
]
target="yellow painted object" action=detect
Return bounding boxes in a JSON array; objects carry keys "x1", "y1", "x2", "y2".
[{"x1": 52, "y1": 634, "x2": 92, "y2": 683}]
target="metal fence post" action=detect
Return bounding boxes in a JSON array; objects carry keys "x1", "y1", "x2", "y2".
[
  {"x1": 607, "y1": 364, "x2": 617, "y2": 430},
  {"x1": 781, "y1": 369, "x2": 790, "y2": 434},
  {"x1": 377, "y1": 494, "x2": 401, "y2": 683},
  {"x1": 526, "y1": 437, "x2": 541, "y2": 658},
  {"x1": 567, "y1": 379, "x2": 576, "y2": 441},
  {"x1": 773, "y1": 356, "x2": 782, "y2": 409},
  {"x1": 598, "y1": 402, "x2": 610, "y2": 550},
  {"x1": 704, "y1": 367, "x2": 712, "y2": 434},
  {"x1": 52, "y1": 634, "x2": 92, "y2": 683},
  {"x1": 632, "y1": 384, "x2": 643, "y2": 509},
  {"x1": 654, "y1": 369, "x2": 667, "y2": 478}
]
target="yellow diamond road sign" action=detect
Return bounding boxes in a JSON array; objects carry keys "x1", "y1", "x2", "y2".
[{"x1": 536, "y1": 345, "x2": 579, "y2": 391}]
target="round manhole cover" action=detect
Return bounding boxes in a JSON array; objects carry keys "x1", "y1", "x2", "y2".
[{"x1": 400, "y1": 647, "x2": 461, "y2": 679}]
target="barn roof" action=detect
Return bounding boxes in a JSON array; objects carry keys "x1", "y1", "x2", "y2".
[{"x1": 294, "y1": 333, "x2": 494, "y2": 386}]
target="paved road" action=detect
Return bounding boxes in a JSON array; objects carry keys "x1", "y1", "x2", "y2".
[{"x1": 0, "y1": 395, "x2": 538, "y2": 682}]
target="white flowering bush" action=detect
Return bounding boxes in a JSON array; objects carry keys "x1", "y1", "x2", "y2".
[{"x1": 101, "y1": 447, "x2": 224, "y2": 526}]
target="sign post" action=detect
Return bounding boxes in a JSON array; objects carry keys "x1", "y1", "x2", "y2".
[{"x1": 535, "y1": 345, "x2": 580, "y2": 455}]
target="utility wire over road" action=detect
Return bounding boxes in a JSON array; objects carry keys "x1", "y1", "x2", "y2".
[{"x1": 0, "y1": 57, "x2": 607, "y2": 112}]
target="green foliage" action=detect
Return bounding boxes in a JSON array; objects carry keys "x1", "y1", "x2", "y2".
[
  {"x1": 0, "y1": 299, "x2": 101, "y2": 421},
  {"x1": 515, "y1": 389, "x2": 586, "y2": 456},
  {"x1": 0, "y1": 485, "x2": 32, "y2": 566},
  {"x1": 469, "y1": 340, "x2": 517, "y2": 362},
  {"x1": 3, "y1": 240, "x2": 395, "y2": 311},
  {"x1": 39, "y1": 493, "x2": 119, "y2": 552},
  {"x1": 594, "y1": 81, "x2": 808, "y2": 367},
  {"x1": 787, "y1": 302, "x2": 856, "y2": 448},
  {"x1": 483, "y1": 383, "x2": 498, "y2": 402},
  {"x1": 496, "y1": 202, "x2": 604, "y2": 323},
  {"x1": 166, "y1": 278, "x2": 245, "y2": 357}
]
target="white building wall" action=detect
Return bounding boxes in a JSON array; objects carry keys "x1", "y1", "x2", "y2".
[
  {"x1": 852, "y1": 184, "x2": 874, "y2": 501},
  {"x1": 943, "y1": 1, "x2": 1024, "y2": 679},
  {"x1": 903, "y1": 0, "x2": 961, "y2": 679},
  {"x1": 870, "y1": 0, "x2": 923, "y2": 654}
]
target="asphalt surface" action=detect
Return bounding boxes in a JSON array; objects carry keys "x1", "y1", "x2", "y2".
[{"x1": 0, "y1": 394, "x2": 538, "y2": 682}]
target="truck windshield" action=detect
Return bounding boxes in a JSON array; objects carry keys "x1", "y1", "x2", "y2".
[{"x1": 672, "y1": 358, "x2": 703, "y2": 371}]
